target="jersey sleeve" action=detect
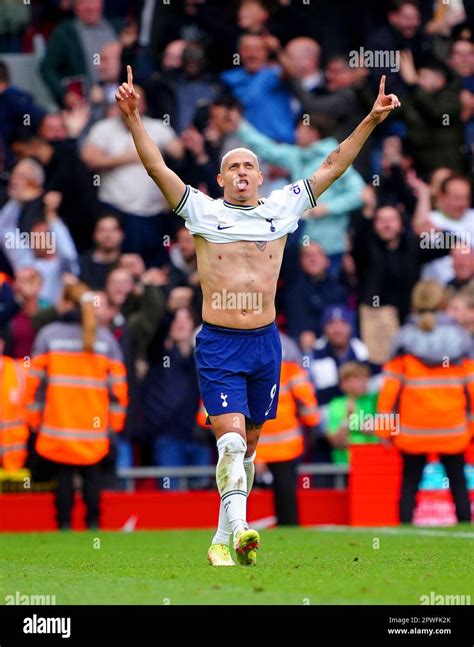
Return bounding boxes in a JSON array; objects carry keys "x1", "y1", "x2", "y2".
[
  {"x1": 173, "y1": 185, "x2": 215, "y2": 224},
  {"x1": 267, "y1": 179, "x2": 317, "y2": 221}
]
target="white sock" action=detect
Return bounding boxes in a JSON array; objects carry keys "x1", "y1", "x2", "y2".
[
  {"x1": 212, "y1": 450, "x2": 256, "y2": 545},
  {"x1": 213, "y1": 432, "x2": 248, "y2": 538}
]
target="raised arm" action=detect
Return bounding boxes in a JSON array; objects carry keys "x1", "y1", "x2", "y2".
[
  {"x1": 306, "y1": 76, "x2": 401, "y2": 202},
  {"x1": 115, "y1": 65, "x2": 185, "y2": 209}
]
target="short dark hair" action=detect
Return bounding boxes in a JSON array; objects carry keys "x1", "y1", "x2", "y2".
[
  {"x1": 300, "y1": 113, "x2": 337, "y2": 139},
  {"x1": 418, "y1": 59, "x2": 450, "y2": 79},
  {"x1": 212, "y1": 92, "x2": 242, "y2": 111},
  {"x1": 95, "y1": 212, "x2": 123, "y2": 229},
  {"x1": 391, "y1": 0, "x2": 420, "y2": 12},
  {"x1": 9, "y1": 125, "x2": 42, "y2": 146}
]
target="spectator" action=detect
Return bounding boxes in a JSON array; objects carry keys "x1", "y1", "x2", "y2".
[
  {"x1": 447, "y1": 283, "x2": 474, "y2": 334},
  {"x1": 79, "y1": 214, "x2": 123, "y2": 289},
  {"x1": 81, "y1": 90, "x2": 183, "y2": 265},
  {"x1": 89, "y1": 40, "x2": 123, "y2": 121},
  {"x1": 160, "y1": 40, "x2": 187, "y2": 72},
  {"x1": 38, "y1": 113, "x2": 68, "y2": 143},
  {"x1": 0, "y1": 60, "x2": 45, "y2": 170},
  {"x1": 284, "y1": 242, "x2": 348, "y2": 348},
  {"x1": 8, "y1": 267, "x2": 47, "y2": 359},
  {"x1": 235, "y1": 111, "x2": 364, "y2": 269},
  {"x1": 326, "y1": 361, "x2": 380, "y2": 466},
  {"x1": 448, "y1": 39, "x2": 474, "y2": 163},
  {"x1": 377, "y1": 280, "x2": 473, "y2": 524},
  {"x1": 365, "y1": 0, "x2": 432, "y2": 97},
  {"x1": 283, "y1": 37, "x2": 324, "y2": 95},
  {"x1": 238, "y1": 0, "x2": 270, "y2": 35},
  {"x1": 425, "y1": 0, "x2": 467, "y2": 58},
  {"x1": 1, "y1": 189, "x2": 79, "y2": 305},
  {"x1": 0, "y1": 326, "x2": 28, "y2": 474},
  {"x1": 447, "y1": 247, "x2": 474, "y2": 292},
  {"x1": 11, "y1": 129, "x2": 101, "y2": 252},
  {"x1": 351, "y1": 204, "x2": 450, "y2": 364},
  {"x1": 286, "y1": 54, "x2": 371, "y2": 178},
  {"x1": 181, "y1": 93, "x2": 246, "y2": 197},
  {"x1": 306, "y1": 305, "x2": 378, "y2": 483},
  {"x1": 417, "y1": 174, "x2": 474, "y2": 284},
  {"x1": 38, "y1": 104, "x2": 92, "y2": 144},
  {"x1": 142, "y1": 306, "x2": 207, "y2": 489},
  {"x1": 40, "y1": 0, "x2": 123, "y2": 108},
  {"x1": 307, "y1": 305, "x2": 377, "y2": 414},
  {"x1": 0, "y1": 158, "x2": 45, "y2": 236},
  {"x1": 147, "y1": 42, "x2": 219, "y2": 134},
  {"x1": 254, "y1": 332, "x2": 319, "y2": 525},
  {"x1": 0, "y1": 273, "x2": 18, "y2": 327},
  {"x1": 448, "y1": 39, "x2": 474, "y2": 91},
  {"x1": 377, "y1": 135, "x2": 416, "y2": 215},
  {"x1": 399, "y1": 54, "x2": 465, "y2": 176},
  {"x1": 168, "y1": 225, "x2": 200, "y2": 289},
  {"x1": 25, "y1": 282, "x2": 128, "y2": 529},
  {"x1": 142, "y1": 39, "x2": 187, "y2": 132},
  {"x1": 221, "y1": 33, "x2": 296, "y2": 143}
]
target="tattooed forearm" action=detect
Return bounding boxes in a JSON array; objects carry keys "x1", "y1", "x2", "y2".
[
  {"x1": 322, "y1": 144, "x2": 341, "y2": 167},
  {"x1": 255, "y1": 241, "x2": 267, "y2": 251}
]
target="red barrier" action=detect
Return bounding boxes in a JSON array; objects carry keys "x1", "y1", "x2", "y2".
[
  {"x1": 0, "y1": 489, "x2": 349, "y2": 531},
  {"x1": 2, "y1": 445, "x2": 473, "y2": 531},
  {"x1": 350, "y1": 444, "x2": 474, "y2": 526}
]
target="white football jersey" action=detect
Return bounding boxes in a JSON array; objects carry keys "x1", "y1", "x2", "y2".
[{"x1": 173, "y1": 179, "x2": 316, "y2": 243}]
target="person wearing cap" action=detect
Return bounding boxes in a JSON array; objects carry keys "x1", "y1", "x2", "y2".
[
  {"x1": 307, "y1": 305, "x2": 381, "y2": 413},
  {"x1": 305, "y1": 304, "x2": 381, "y2": 477}
]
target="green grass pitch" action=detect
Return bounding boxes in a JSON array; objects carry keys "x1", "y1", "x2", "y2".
[{"x1": 1, "y1": 527, "x2": 473, "y2": 605}]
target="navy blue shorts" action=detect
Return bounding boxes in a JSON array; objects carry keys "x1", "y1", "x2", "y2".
[{"x1": 194, "y1": 321, "x2": 282, "y2": 425}]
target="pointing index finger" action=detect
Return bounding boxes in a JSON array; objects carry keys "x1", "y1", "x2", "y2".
[
  {"x1": 127, "y1": 65, "x2": 133, "y2": 87},
  {"x1": 379, "y1": 74, "x2": 386, "y2": 96}
]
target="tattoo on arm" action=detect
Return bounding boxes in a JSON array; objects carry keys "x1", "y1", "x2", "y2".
[
  {"x1": 322, "y1": 144, "x2": 341, "y2": 168},
  {"x1": 255, "y1": 241, "x2": 267, "y2": 251}
]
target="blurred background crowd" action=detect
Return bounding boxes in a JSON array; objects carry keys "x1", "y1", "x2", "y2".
[{"x1": 0, "y1": 0, "x2": 473, "y2": 525}]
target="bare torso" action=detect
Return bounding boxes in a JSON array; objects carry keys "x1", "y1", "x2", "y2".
[{"x1": 194, "y1": 234, "x2": 288, "y2": 328}]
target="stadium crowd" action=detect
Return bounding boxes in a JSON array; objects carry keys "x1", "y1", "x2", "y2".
[{"x1": 0, "y1": 0, "x2": 473, "y2": 527}]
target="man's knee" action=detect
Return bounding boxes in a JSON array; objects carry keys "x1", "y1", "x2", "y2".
[
  {"x1": 216, "y1": 431, "x2": 247, "y2": 456},
  {"x1": 245, "y1": 421, "x2": 263, "y2": 457}
]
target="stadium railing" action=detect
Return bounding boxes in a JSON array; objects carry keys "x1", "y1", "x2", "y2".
[{"x1": 117, "y1": 464, "x2": 349, "y2": 491}]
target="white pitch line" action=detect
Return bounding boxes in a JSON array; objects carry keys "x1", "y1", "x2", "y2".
[{"x1": 311, "y1": 525, "x2": 474, "y2": 539}]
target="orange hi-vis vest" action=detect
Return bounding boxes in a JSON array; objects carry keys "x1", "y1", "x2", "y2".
[
  {"x1": 257, "y1": 358, "x2": 319, "y2": 463},
  {"x1": 377, "y1": 353, "x2": 474, "y2": 454},
  {"x1": 25, "y1": 322, "x2": 128, "y2": 466},
  {"x1": 0, "y1": 356, "x2": 29, "y2": 471}
]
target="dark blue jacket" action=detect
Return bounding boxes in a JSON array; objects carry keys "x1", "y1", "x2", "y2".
[
  {"x1": 0, "y1": 86, "x2": 45, "y2": 168},
  {"x1": 142, "y1": 346, "x2": 200, "y2": 441},
  {"x1": 284, "y1": 273, "x2": 348, "y2": 340}
]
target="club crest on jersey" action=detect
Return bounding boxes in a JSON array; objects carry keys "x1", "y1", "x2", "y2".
[
  {"x1": 265, "y1": 218, "x2": 276, "y2": 232},
  {"x1": 220, "y1": 393, "x2": 229, "y2": 408}
]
